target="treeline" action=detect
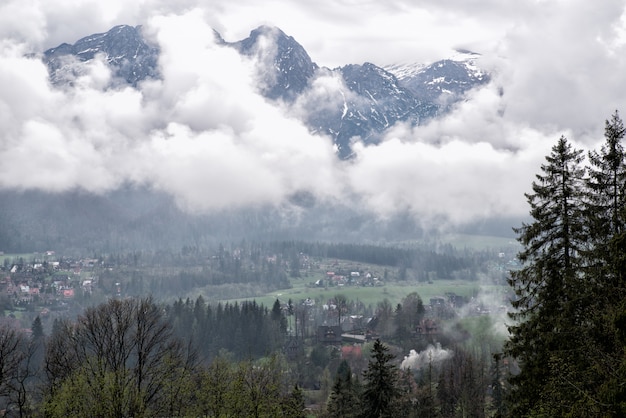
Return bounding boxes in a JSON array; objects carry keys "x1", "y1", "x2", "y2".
[
  {"x1": 98, "y1": 244, "x2": 291, "y2": 299},
  {"x1": 269, "y1": 240, "x2": 481, "y2": 279},
  {"x1": 324, "y1": 340, "x2": 504, "y2": 418},
  {"x1": 166, "y1": 292, "x2": 430, "y2": 363},
  {"x1": 92, "y1": 239, "x2": 492, "y2": 302},
  {"x1": 0, "y1": 297, "x2": 305, "y2": 417},
  {"x1": 505, "y1": 111, "x2": 626, "y2": 415},
  {"x1": 0, "y1": 296, "x2": 507, "y2": 417},
  {"x1": 167, "y1": 297, "x2": 287, "y2": 360}
]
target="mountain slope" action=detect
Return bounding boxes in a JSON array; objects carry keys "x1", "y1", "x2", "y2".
[
  {"x1": 229, "y1": 25, "x2": 319, "y2": 101},
  {"x1": 41, "y1": 25, "x2": 489, "y2": 157},
  {"x1": 44, "y1": 25, "x2": 159, "y2": 86},
  {"x1": 385, "y1": 50, "x2": 490, "y2": 109}
]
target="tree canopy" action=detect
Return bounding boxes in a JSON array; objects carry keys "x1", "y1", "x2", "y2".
[{"x1": 506, "y1": 112, "x2": 626, "y2": 416}]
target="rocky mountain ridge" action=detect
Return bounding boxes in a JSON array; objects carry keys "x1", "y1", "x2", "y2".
[{"x1": 42, "y1": 24, "x2": 489, "y2": 158}]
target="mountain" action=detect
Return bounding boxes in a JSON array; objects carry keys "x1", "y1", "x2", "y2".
[
  {"x1": 230, "y1": 25, "x2": 319, "y2": 101},
  {"x1": 41, "y1": 25, "x2": 489, "y2": 158},
  {"x1": 385, "y1": 50, "x2": 489, "y2": 111},
  {"x1": 44, "y1": 25, "x2": 159, "y2": 87},
  {"x1": 0, "y1": 26, "x2": 508, "y2": 255}
]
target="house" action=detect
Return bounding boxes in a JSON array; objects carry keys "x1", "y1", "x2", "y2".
[{"x1": 317, "y1": 325, "x2": 343, "y2": 345}]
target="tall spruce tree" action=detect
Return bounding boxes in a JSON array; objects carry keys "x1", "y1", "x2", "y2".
[
  {"x1": 325, "y1": 360, "x2": 360, "y2": 418},
  {"x1": 583, "y1": 111, "x2": 626, "y2": 414},
  {"x1": 361, "y1": 339, "x2": 400, "y2": 418},
  {"x1": 591, "y1": 221, "x2": 626, "y2": 415},
  {"x1": 599, "y1": 222, "x2": 626, "y2": 413},
  {"x1": 587, "y1": 110, "x2": 626, "y2": 242},
  {"x1": 505, "y1": 135, "x2": 589, "y2": 415},
  {"x1": 585, "y1": 111, "x2": 626, "y2": 285}
]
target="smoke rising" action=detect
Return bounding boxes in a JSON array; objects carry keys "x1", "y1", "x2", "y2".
[{"x1": 401, "y1": 343, "x2": 454, "y2": 370}]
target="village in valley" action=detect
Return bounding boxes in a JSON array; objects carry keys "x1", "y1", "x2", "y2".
[
  {"x1": 0, "y1": 244, "x2": 512, "y2": 351},
  {"x1": 0, "y1": 251, "x2": 116, "y2": 329}
]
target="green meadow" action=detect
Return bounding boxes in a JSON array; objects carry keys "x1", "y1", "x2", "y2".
[{"x1": 233, "y1": 277, "x2": 503, "y2": 308}]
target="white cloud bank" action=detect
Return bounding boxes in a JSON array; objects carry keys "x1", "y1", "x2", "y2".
[{"x1": 1, "y1": 1, "x2": 626, "y2": 227}]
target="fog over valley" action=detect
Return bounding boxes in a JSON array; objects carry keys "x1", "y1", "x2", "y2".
[{"x1": 1, "y1": 1, "x2": 625, "y2": 251}]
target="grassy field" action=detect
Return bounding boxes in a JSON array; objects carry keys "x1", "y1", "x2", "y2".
[
  {"x1": 222, "y1": 236, "x2": 514, "y2": 308},
  {"x1": 232, "y1": 277, "x2": 499, "y2": 308}
]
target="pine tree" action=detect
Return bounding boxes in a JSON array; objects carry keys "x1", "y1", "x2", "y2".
[
  {"x1": 505, "y1": 135, "x2": 588, "y2": 415},
  {"x1": 31, "y1": 316, "x2": 44, "y2": 340},
  {"x1": 271, "y1": 298, "x2": 288, "y2": 335},
  {"x1": 585, "y1": 110, "x2": 626, "y2": 296},
  {"x1": 600, "y1": 223, "x2": 626, "y2": 414},
  {"x1": 361, "y1": 339, "x2": 400, "y2": 418},
  {"x1": 581, "y1": 111, "x2": 626, "y2": 414},
  {"x1": 586, "y1": 110, "x2": 626, "y2": 243},
  {"x1": 282, "y1": 384, "x2": 306, "y2": 418},
  {"x1": 326, "y1": 360, "x2": 359, "y2": 418},
  {"x1": 394, "y1": 293, "x2": 425, "y2": 347}
]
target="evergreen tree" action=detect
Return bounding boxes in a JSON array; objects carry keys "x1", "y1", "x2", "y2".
[
  {"x1": 586, "y1": 110, "x2": 626, "y2": 244},
  {"x1": 31, "y1": 316, "x2": 44, "y2": 340},
  {"x1": 585, "y1": 111, "x2": 626, "y2": 300},
  {"x1": 326, "y1": 360, "x2": 359, "y2": 418},
  {"x1": 394, "y1": 293, "x2": 425, "y2": 347},
  {"x1": 582, "y1": 111, "x2": 626, "y2": 415},
  {"x1": 490, "y1": 353, "x2": 507, "y2": 418},
  {"x1": 282, "y1": 384, "x2": 306, "y2": 418},
  {"x1": 587, "y1": 208, "x2": 626, "y2": 415},
  {"x1": 361, "y1": 339, "x2": 400, "y2": 418},
  {"x1": 505, "y1": 135, "x2": 588, "y2": 415}
]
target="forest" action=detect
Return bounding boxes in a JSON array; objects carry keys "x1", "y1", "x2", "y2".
[{"x1": 0, "y1": 111, "x2": 625, "y2": 416}]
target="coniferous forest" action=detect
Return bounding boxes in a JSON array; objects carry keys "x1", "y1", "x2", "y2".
[{"x1": 0, "y1": 112, "x2": 625, "y2": 416}]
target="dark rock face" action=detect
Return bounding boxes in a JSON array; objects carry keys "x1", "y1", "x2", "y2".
[
  {"x1": 44, "y1": 25, "x2": 159, "y2": 86},
  {"x1": 229, "y1": 25, "x2": 319, "y2": 101},
  {"x1": 42, "y1": 25, "x2": 488, "y2": 157}
]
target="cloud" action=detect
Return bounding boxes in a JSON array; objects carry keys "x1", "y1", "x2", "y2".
[
  {"x1": 1, "y1": 1, "x2": 626, "y2": 230},
  {"x1": 491, "y1": 1, "x2": 626, "y2": 137},
  {"x1": 0, "y1": 10, "x2": 343, "y2": 214}
]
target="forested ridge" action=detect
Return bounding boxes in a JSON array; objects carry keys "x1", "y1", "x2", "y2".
[{"x1": 0, "y1": 112, "x2": 625, "y2": 416}]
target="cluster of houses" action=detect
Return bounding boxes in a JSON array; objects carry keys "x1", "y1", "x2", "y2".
[
  {"x1": 313, "y1": 270, "x2": 384, "y2": 288},
  {"x1": 283, "y1": 288, "x2": 495, "y2": 361},
  {"x1": 0, "y1": 253, "x2": 99, "y2": 314}
]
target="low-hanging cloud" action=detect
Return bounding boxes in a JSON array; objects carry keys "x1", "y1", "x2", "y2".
[
  {"x1": 1, "y1": 1, "x2": 626, "y2": 228},
  {"x1": 0, "y1": 11, "x2": 343, "y2": 213}
]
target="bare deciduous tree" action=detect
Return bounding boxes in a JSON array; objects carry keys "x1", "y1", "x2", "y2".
[{"x1": 44, "y1": 297, "x2": 196, "y2": 417}]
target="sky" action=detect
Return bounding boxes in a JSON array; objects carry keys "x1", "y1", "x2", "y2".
[{"x1": 1, "y1": 0, "x2": 626, "y2": 229}]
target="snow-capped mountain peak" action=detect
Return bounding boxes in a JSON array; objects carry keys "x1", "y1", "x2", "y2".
[{"x1": 41, "y1": 25, "x2": 490, "y2": 158}]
